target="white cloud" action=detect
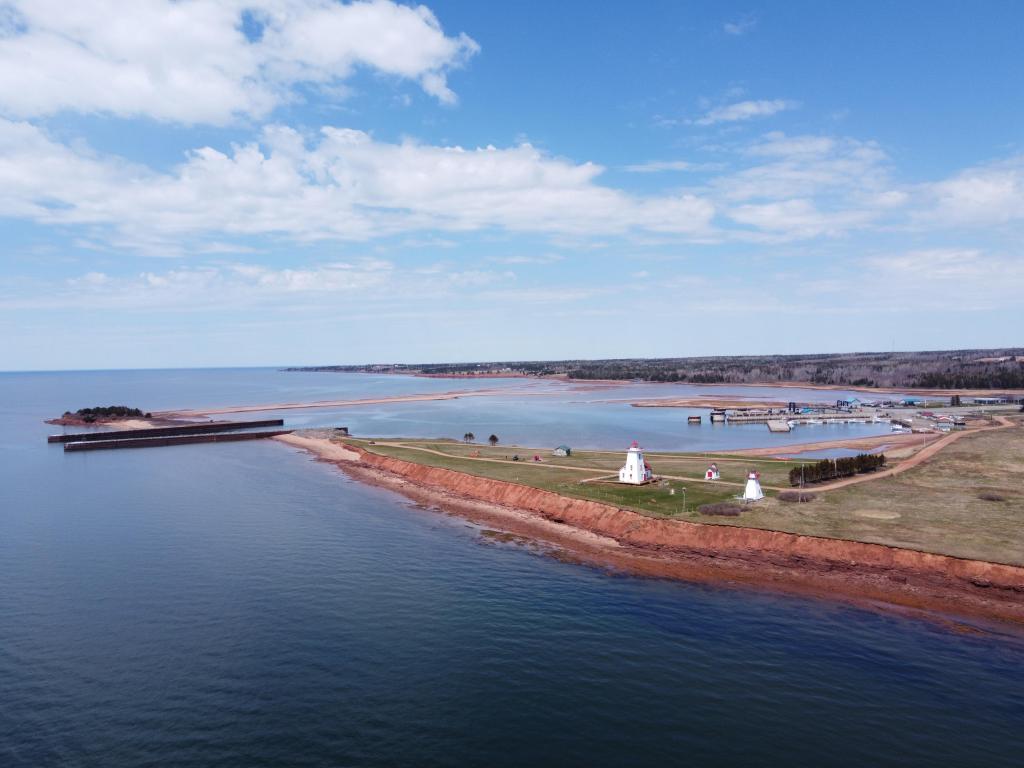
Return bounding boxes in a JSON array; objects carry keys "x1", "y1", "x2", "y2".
[
  {"x1": 921, "y1": 155, "x2": 1024, "y2": 226},
  {"x1": 0, "y1": 0, "x2": 479, "y2": 124},
  {"x1": 729, "y1": 199, "x2": 873, "y2": 239},
  {"x1": 0, "y1": 119, "x2": 718, "y2": 249},
  {"x1": 3, "y1": 115, "x2": 1018, "y2": 251},
  {"x1": 723, "y1": 16, "x2": 757, "y2": 36},
  {"x1": 5, "y1": 258, "x2": 515, "y2": 310},
  {"x1": 718, "y1": 133, "x2": 890, "y2": 202},
  {"x1": 488, "y1": 254, "x2": 564, "y2": 265},
  {"x1": 860, "y1": 248, "x2": 1024, "y2": 310},
  {"x1": 623, "y1": 160, "x2": 694, "y2": 173},
  {"x1": 695, "y1": 99, "x2": 797, "y2": 126}
]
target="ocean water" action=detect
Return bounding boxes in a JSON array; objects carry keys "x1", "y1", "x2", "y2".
[
  {"x1": 29, "y1": 367, "x2": 896, "y2": 453},
  {"x1": 2, "y1": 369, "x2": 1021, "y2": 767}
]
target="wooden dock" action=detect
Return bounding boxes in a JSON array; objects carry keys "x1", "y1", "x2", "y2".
[
  {"x1": 48, "y1": 419, "x2": 285, "y2": 443},
  {"x1": 63, "y1": 429, "x2": 292, "y2": 451}
]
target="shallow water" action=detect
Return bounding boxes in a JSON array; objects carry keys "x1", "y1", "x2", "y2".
[
  {"x1": 2, "y1": 369, "x2": 1021, "y2": 767},
  {"x1": 27, "y1": 367, "x2": 894, "y2": 452}
]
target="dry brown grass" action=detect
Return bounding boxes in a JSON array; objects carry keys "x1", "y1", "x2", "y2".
[{"x1": 725, "y1": 421, "x2": 1024, "y2": 565}]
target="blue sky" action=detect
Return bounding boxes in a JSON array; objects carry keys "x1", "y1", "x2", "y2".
[{"x1": 1, "y1": 0, "x2": 1022, "y2": 370}]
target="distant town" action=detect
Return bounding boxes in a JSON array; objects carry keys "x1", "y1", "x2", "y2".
[{"x1": 287, "y1": 348, "x2": 1024, "y2": 390}]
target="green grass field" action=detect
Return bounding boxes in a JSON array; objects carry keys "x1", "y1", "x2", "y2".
[
  {"x1": 345, "y1": 438, "x2": 810, "y2": 518},
  {"x1": 360, "y1": 439, "x2": 804, "y2": 486},
  {"x1": 343, "y1": 428, "x2": 1024, "y2": 565}
]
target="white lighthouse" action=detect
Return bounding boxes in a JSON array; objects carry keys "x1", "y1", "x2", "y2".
[
  {"x1": 742, "y1": 470, "x2": 764, "y2": 501},
  {"x1": 619, "y1": 440, "x2": 653, "y2": 484}
]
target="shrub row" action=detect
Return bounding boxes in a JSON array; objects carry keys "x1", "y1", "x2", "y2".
[
  {"x1": 789, "y1": 453, "x2": 886, "y2": 486},
  {"x1": 698, "y1": 502, "x2": 742, "y2": 517}
]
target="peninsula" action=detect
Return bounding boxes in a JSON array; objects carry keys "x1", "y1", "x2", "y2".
[{"x1": 276, "y1": 407, "x2": 1024, "y2": 626}]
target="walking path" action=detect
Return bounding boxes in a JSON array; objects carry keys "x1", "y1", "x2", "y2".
[{"x1": 357, "y1": 416, "x2": 1016, "y2": 495}]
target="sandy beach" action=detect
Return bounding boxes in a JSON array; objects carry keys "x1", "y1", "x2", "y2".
[{"x1": 275, "y1": 432, "x2": 1024, "y2": 628}]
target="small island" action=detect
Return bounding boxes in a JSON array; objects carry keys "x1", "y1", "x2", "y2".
[{"x1": 46, "y1": 405, "x2": 153, "y2": 427}]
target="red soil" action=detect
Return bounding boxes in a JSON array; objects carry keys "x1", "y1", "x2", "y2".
[{"x1": 318, "y1": 443, "x2": 1024, "y2": 627}]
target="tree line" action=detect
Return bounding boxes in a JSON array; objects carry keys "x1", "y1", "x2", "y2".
[
  {"x1": 789, "y1": 453, "x2": 886, "y2": 486},
  {"x1": 64, "y1": 405, "x2": 148, "y2": 422},
  {"x1": 289, "y1": 349, "x2": 1024, "y2": 390}
]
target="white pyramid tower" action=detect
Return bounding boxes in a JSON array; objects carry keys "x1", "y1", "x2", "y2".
[{"x1": 743, "y1": 470, "x2": 764, "y2": 501}]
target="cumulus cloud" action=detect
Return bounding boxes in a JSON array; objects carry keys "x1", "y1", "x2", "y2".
[
  {"x1": 0, "y1": 119, "x2": 717, "y2": 249},
  {"x1": 695, "y1": 99, "x2": 797, "y2": 126},
  {"x1": 0, "y1": 0, "x2": 479, "y2": 124},
  {"x1": 3, "y1": 114, "x2": 1018, "y2": 251},
  {"x1": 920, "y1": 155, "x2": 1024, "y2": 226}
]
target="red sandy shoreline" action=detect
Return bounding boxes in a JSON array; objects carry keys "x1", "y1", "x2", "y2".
[{"x1": 276, "y1": 434, "x2": 1024, "y2": 628}]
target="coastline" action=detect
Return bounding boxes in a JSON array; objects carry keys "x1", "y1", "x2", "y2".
[{"x1": 275, "y1": 433, "x2": 1024, "y2": 628}]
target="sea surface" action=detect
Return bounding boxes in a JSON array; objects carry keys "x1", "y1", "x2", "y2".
[{"x1": 2, "y1": 369, "x2": 1021, "y2": 767}]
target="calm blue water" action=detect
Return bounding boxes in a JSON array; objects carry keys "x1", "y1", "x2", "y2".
[
  {"x1": 26, "y1": 367, "x2": 894, "y2": 452},
  {"x1": 2, "y1": 369, "x2": 1021, "y2": 767}
]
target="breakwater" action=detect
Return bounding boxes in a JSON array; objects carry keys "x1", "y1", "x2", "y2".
[
  {"x1": 64, "y1": 429, "x2": 291, "y2": 451},
  {"x1": 48, "y1": 418, "x2": 285, "y2": 443}
]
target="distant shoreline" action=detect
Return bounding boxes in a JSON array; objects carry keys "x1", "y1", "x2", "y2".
[
  {"x1": 288, "y1": 368, "x2": 1024, "y2": 398},
  {"x1": 148, "y1": 377, "x2": 1024, "y2": 420}
]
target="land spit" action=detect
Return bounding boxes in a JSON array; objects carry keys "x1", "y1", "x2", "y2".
[{"x1": 276, "y1": 433, "x2": 1024, "y2": 628}]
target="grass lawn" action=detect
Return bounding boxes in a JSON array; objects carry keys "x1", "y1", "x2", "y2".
[
  {"x1": 348, "y1": 440, "x2": 744, "y2": 516},
  {"x1": 360, "y1": 439, "x2": 807, "y2": 488},
  {"x1": 345, "y1": 426, "x2": 1024, "y2": 565}
]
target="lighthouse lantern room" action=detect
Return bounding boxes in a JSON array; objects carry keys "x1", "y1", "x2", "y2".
[{"x1": 619, "y1": 440, "x2": 653, "y2": 484}]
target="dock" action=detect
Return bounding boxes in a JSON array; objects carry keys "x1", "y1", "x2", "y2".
[
  {"x1": 766, "y1": 420, "x2": 792, "y2": 433},
  {"x1": 48, "y1": 418, "x2": 285, "y2": 443},
  {"x1": 63, "y1": 429, "x2": 292, "y2": 451}
]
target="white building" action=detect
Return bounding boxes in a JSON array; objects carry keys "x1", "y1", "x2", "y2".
[
  {"x1": 705, "y1": 463, "x2": 720, "y2": 481},
  {"x1": 619, "y1": 440, "x2": 653, "y2": 484},
  {"x1": 742, "y1": 470, "x2": 764, "y2": 501}
]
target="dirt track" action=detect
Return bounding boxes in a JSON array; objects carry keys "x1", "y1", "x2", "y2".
[{"x1": 805, "y1": 416, "x2": 1014, "y2": 492}]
